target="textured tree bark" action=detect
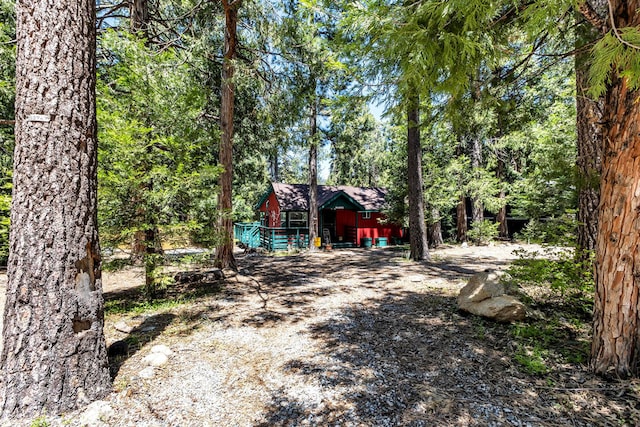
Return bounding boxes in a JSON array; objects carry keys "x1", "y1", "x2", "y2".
[
  {"x1": 0, "y1": 0, "x2": 110, "y2": 418},
  {"x1": 496, "y1": 193, "x2": 508, "y2": 239},
  {"x1": 428, "y1": 208, "x2": 443, "y2": 248},
  {"x1": 455, "y1": 137, "x2": 467, "y2": 242},
  {"x1": 589, "y1": 0, "x2": 640, "y2": 378},
  {"x1": 215, "y1": 0, "x2": 240, "y2": 270},
  {"x1": 575, "y1": 18, "x2": 603, "y2": 254},
  {"x1": 496, "y1": 159, "x2": 508, "y2": 239},
  {"x1": 130, "y1": 0, "x2": 149, "y2": 37},
  {"x1": 407, "y1": 93, "x2": 429, "y2": 261},
  {"x1": 456, "y1": 195, "x2": 468, "y2": 242},
  {"x1": 470, "y1": 135, "x2": 483, "y2": 224},
  {"x1": 308, "y1": 95, "x2": 319, "y2": 252}
]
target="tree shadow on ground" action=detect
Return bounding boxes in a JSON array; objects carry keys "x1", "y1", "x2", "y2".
[
  {"x1": 103, "y1": 278, "x2": 225, "y2": 314},
  {"x1": 107, "y1": 312, "x2": 176, "y2": 379},
  {"x1": 255, "y1": 289, "x2": 640, "y2": 426},
  {"x1": 103, "y1": 276, "x2": 227, "y2": 378},
  {"x1": 233, "y1": 248, "x2": 508, "y2": 328}
]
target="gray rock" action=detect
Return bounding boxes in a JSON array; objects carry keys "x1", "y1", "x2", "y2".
[
  {"x1": 458, "y1": 271, "x2": 526, "y2": 322},
  {"x1": 79, "y1": 400, "x2": 114, "y2": 426},
  {"x1": 139, "y1": 366, "x2": 156, "y2": 379},
  {"x1": 113, "y1": 321, "x2": 134, "y2": 334}
]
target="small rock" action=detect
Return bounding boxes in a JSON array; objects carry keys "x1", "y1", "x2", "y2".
[
  {"x1": 143, "y1": 352, "x2": 169, "y2": 367},
  {"x1": 79, "y1": 400, "x2": 114, "y2": 426},
  {"x1": 139, "y1": 366, "x2": 156, "y2": 379},
  {"x1": 150, "y1": 344, "x2": 173, "y2": 356},
  {"x1": 113, "y1": 321, "x2": 134, "y2": 334}
]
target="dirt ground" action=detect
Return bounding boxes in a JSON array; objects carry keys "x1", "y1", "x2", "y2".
[{"x1": 1, "y1": 243, "x2": 640, "y2": 426}]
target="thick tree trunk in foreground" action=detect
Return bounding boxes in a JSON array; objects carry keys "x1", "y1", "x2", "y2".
[
  {"x1": 575, "y1": 19, "x2": 602, "y2": 254},
  {"x1": 215, "y1": 0, "x2": 240, "y2": 270},
  {"x1": 590, "y1": 0, "x2": 640, "y2": 377},
  {"x1": 308, "y1": 95, "x2": 319, "y2": 252},
  {"x1": 407, "y1": 93, "x2": 429, "y2": 261},
  {"x1": 0, "y1": 0, "x2": 110, "y2": 418}
]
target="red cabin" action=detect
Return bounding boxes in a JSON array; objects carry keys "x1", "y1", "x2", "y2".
[{"x1": 253, "y1": 183, "x2": 404, "y2": 250}]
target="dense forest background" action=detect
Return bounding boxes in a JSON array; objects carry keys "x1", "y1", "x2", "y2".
[{"x1": 0, "y1": 0, "x2": 582, "y2": 262}]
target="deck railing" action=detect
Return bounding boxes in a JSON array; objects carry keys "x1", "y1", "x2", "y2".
[
  {"x1": 234, "y1": 222, "x2": 261, "y2": 248},
  {"x1": 259, "y1": 226, "x2": 309, "y2": 251}
]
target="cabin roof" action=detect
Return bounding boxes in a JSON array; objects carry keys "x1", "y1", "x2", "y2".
[{"x1": 267, "y1": 183, "x2": 388, "y2": 211}]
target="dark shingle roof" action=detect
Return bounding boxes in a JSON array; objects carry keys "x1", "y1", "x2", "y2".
[{"x1": 271, "y1": 183, "x2": 388, "y2": 211}]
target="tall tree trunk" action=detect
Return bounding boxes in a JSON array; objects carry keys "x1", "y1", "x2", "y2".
[
  {"x1": 589, "y1": 0, "x2": 640, "y2": 378},
  {"x1": 575, "y1": 17, "x2": 603, "y2": 255},
  {"x1": 428, "y1": 208, "x2": 443, "y2": 248},
  {"x1": 269, "y1": 151, "x2": 279, "y2": 182},
  {"x1": 455, "y1": 137, "x2": 467, "y2": 242},
  {"x1": 215, "y1": 0, "x2": 240, "y2": 270},
  {"x1": 308, "y1": 94, "x2": 319, "y2": 252},
  {"x1": 0, "y1": 0, "x2": 110, "y2": 417},
  {"x1": 471, "y1": 135, "x2": 484, "y2": 224},
  {"x1": 496, "y1": 193, "x2": 508, "y2": 239},
  {"x1": 130, "y1": 0, "x2": 149, "y2": 37},
  {"x1": 496, "y1": 158, "x2": 508, "y2": 239},
  {"x1": 456, "y1": 195, "x2": 468, "y2": 242},
  {"x1": 407, "y1": 93, "x2": 429, "y2": 261}
]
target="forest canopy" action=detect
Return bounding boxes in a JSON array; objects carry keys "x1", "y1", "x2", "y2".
[{"x1": 2, "y1": 3, "x2": 640, "y2": 419}]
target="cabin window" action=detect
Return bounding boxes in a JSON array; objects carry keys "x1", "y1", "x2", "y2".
[
  {"x1": 280, "y1": 212, "x2": 286, "y2": 227},
  {"x1": 362, "y1": 212, "x2": 371, "y2": 219},
  {"x1": 289, "y1": 212, "x2": 308, "y2": 228}
]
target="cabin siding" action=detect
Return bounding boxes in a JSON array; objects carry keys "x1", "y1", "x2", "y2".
[
  {"x1": 259, "y1": 192, "x2": 281, "y2": 228},
  {"x1": 252, "y1": 183, "x2": 404, "y2": 250},
  {"x1": 355, "y1": 212, "x2": 402, "y2": 245}
]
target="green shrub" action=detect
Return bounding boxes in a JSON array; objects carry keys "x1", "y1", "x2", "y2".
[
  {"x1": 508, "y1": 247, "x2": 593, "y2": 306},
  {"x1": 516, "y1": 213, "x2": 578, "y2": 246},
  {"x1": 467, "y1": 220, "x2": 499, "y2": 245}
]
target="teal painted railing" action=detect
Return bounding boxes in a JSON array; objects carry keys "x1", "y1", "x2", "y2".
[
  {"x1": 234, "y1": 222, "x2": 261, "y2": 248},
  {"x1": 234, "y1": 223, "x2": 309, "y2": 251},
  {"x1": 259, "y1": 226, "x2": 309, "y2": 251}
]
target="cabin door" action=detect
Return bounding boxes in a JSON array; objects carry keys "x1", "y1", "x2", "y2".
[{"x1": 321, "y1": 209, "x2": 336, "y2": 243}]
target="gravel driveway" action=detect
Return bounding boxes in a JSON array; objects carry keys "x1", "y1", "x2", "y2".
[{"x1": 2, "y1": 244, "x2": 639, "y2": 426}]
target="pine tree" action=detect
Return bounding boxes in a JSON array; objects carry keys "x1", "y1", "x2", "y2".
[
  {"x1": 0, "y1": 0, "x2": 110, "y2": 417},
  {"x1": 585, "y1": 0, "x2": 640, "y2": 377},
  {"x1": 215, "y1": 0, "x2": 241, "y2": 270}
]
